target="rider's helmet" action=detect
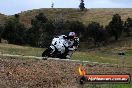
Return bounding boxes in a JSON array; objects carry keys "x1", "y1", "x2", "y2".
[
  {"x1": 69, "y1": 32, "x2": 76, "y2": 37},
  {"x1": 68, "y1": 32, "x2": 76, "y2": 39}
]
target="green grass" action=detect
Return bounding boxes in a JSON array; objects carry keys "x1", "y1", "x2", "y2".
[
  {"x1": 72, "y1": 50, "x2": 132, "y2": 67},
  {"x1": 83, "y1": 82, "x2": 132, "y2": 88},
  {"x1": 0, "y1": 43, "x2": 44, "y2": 57}
]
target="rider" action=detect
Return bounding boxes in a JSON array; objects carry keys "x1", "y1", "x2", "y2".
[
  {"x1": 50, "y1": 32, "x2": 79, "y2": 59},
  {"x1": 65, "y1": 32, "x2": 79, "y2": 59}
]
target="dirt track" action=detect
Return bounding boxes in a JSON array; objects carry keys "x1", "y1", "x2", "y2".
[{"x1": 0, "y1": 56, "x2": 131, "y2": 88}]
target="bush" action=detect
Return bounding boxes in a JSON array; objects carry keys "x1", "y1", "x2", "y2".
[
  {"x1": 87, "y1": 22, "x2": 108, "y2": 46},
  {"x1": 107, "y1": 14, "x2": 124, "y2": 40},
  {"x1": 124, "y1": 17, "x2": 132, "y2": 36},
  {"x1": 2, "y1": 19, "x2": 26, "y2": 45}
]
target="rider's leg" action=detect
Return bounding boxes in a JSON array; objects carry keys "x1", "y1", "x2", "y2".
[{"x1": 66, "y1": 50, "x2": 73, "y2": 59}]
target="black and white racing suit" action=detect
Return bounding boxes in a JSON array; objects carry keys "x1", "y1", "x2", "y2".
[{"x1": 66, "y1": 37, "x2": 79, "y2": 59}]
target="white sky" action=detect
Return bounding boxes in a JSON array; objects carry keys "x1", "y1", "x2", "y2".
[{"x1": 0, "y1": 0, "x2": 132, "y2": 15}]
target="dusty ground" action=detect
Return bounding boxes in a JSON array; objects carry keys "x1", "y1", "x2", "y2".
[{"x1": 0, "y1": 56, "x2": 131, "y2": 88}]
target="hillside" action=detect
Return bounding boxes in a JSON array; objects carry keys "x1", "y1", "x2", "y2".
[
  {"x1": 18, "y1": 8, "x2": 132, "y2": 27},
  {"x1": 0, "y1": 8, "x2": 132, "y2": 27}
]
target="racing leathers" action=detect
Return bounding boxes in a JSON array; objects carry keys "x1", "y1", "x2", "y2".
[{"x1": 66, "y1": 37, "x2": 79, "y2": 59}]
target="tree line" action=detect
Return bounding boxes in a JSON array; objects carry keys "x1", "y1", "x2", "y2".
[{"x1": 0, "y1": 13, "x2": 132, "y2": 48}]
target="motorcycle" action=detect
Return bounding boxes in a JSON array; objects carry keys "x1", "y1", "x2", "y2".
[
  {"x1": 42, "y1": 35, "x2": 79, "y2": 59},
  {"x1": 42, "y1": 46, "x2": 69, "y2": 59},
  {"x1": 42, "y1": 36, "x2": 70, "y2": 59}
]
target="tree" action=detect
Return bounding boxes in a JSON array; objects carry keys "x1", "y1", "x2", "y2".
[
  {"x1": 28, "y1": 19, "x2": 41, "y2": 46},
  {"x1": 96, "y1": 29, "x2": 109, "y2": 45},
  {"x1": 35, "y1": 13, "x2": 48, "y2": 23},
  {"x1": 68, "y1": 21, "x2": 85, "y2": 39},
  {"x1": 38, "y1": 20, "x2": 55, "y2": 47},
  {"x1": 0, "y1": 25, "x2": 4, "y2": 43},
  {"x1": 124, "y1": 17, "x2": 132, "y2": 36},
  {"x1": 26, "y1": 28, "x2": 36, "y2": 46},
  {"x1": 51, "y1": 2, "x2": 54, "y2": 8},
  {"x1": 28, "y1": 13, "x2": 48, "y2": 47},
  {"x1": 87, "y1": 22, "x2": 107, "y2": 46},
  {"x1": 14, "y1": 14, "x2": 20, "y2": 22},
  {"x1": 14, "y1": 14, "x2": 19, "y2": 18},
  {"x1": 107, "y1": 14, "x2": 124, "y2": 40},
  {"x1": 53, "y1": 14, "x2": 66, "y2": 35},
  {"x1": 2, "y1": 18, "x2": 26, "y2": 45},
  {"x1": 79, "y1": 0, "x2": 85, "y2": 11}
]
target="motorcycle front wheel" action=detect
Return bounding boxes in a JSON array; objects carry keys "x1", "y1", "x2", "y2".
[{"x1": 42, "y1": 47, "x2": 52, "y2": 57}]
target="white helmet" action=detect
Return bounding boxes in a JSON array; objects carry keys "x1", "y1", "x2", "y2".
[{"x1": 69, "y1": 32, "x2": 76, "y2": 37}]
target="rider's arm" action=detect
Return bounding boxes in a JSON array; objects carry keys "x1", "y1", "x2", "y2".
[
  {"x1": 68, "y1": 46, "x2": 77, "y2": 51},
  {"x1": 73, "y1": 37, "x2": 79, "y2": 46},
  {"x1": 68, "y1": 38, "x2": 79, "y2": 51}
]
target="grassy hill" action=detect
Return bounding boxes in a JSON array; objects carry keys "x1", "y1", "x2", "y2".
[
  {"x1": 18, "y1": 8, "x2": 132, "y2": 27},
  {"x1": 0, "y1": 8, "x2": 132, "y2": 27}
]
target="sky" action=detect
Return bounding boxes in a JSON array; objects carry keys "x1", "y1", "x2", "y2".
[{"x1": 0, "y1": 0, "x2": 132, "y2": 15}]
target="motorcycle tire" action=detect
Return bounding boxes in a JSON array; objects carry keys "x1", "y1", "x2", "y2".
[{"x1": 42, "y1": 48, "x2": 52, "y2": 57}]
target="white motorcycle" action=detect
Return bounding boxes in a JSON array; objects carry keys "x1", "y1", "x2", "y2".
[{"x1": 42, "y1": 35, "x2": 79, "y2": 59}]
